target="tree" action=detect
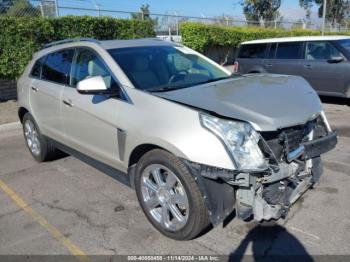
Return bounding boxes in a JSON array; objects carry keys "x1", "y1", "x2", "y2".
[
  {"x1": 299, "y1": 0, "x2": 313, "y2": 22},
  {"x1": 213, "y1": 14, "x2": 235, "y2": 26},
  {"x1": 6, "y1": 0, "x2": 40, "y2": 17},
  {"x1": 300, "y1": 0, "x2": 350, "y2": 26},
  {"x1": 315, "y1": 0, "x2": 350, "y2": 26},
  {"x1": 241, "y1": 0, "x2": 281, "y2": 26},
  {"x1": 131, "y1": 4, "x2": 158, "y2": 25}
]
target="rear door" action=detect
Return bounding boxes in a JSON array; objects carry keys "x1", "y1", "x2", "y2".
[
  {"x1": 29, "y1": 49, "x2": 74, "y2": 142},
  {"x1": 299, "y1": 40, "x2": 348, "y2": 95},
  {"x1": 236, "y1": 43, "x2": 267, "y2": 73},
  {"x1": 263, "y1": 41, "x2": 303, "y2": 76}
]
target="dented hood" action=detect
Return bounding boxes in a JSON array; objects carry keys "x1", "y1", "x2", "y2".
[{"x1": 155, "y1": 74, "x2": 323, "y2": 131}]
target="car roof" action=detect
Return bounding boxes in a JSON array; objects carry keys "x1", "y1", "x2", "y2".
[
  {"x1": 241, "y1": 35, "x2": 350, "y2": 45},
  {"x1": 100, "y1": 38, "x2": 179, "y2": 49},
  {"x1": 34, "y1": 38, "x2": 179, "y2": 59}
]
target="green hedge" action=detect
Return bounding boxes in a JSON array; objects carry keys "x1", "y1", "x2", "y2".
[
  {"x1": 181, "y1": 22, "x2": 350, "y2": 53},
  {"x1": 0, "y1": 16, "x2": 155, "y2": 79}
]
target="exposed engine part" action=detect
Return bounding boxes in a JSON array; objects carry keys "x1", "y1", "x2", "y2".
[
  {"x1": 236, "y1": 186, "x2": 255, "y2": 220},
  {"x1": 262, "y1": 180, "x2": 291, "y2": 206},
  {"x1": 235, "y1": 155, "x2": 318, "y2": 222},
  {"x1": 253, "y1": 191, "x2": 288, "y2": 221},
  {"x1": 286, "y1": 145, "x2": 305, "y2": 162},
  {"x1": 227, "y1": 172, "x2": 251, "y2": 187},
  {"x1": 289, "y1": 175, "x2": 313, "y2": 204},
  {"x1": 260, "y1": 162, "x2": 299, "y2": 184}
]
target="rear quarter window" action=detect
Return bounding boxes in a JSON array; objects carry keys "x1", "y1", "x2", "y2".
[
  {"x1": 238, "y1": 44, "x2": 267, "y2": 59},
  {"x1": 30, "y1": 57, "x2": 45, "y2": 78}
]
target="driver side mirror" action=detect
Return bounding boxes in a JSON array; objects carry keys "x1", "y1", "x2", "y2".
[
  {"x1": 77, "y1": 76, "x2": 108, "y2": 94},
  {"x1": 327, "y1": 56, "x2": 344, "y2": 63}
]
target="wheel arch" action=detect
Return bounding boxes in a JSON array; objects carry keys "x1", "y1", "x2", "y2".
[
  {"x1": 128, "y1": 143, "x2": 163, "y2": 168},
  {"x1": 18, "y1": 107, "x2": 29, "y2": 123},
  {"x1": 127, "y1": 142, "x2": 190, "y2": 189}
]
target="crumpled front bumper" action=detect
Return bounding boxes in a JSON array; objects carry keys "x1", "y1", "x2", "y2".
[
  {"x1": 183, "y1": 131, "x2": 337, "y2": 226},
  {"x1": 302, "y1": 131, "x2": 337, "y2": 160}
]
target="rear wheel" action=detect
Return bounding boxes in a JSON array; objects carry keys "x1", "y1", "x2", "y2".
[
  {"x1": 22, "y1": 113, "x2": 60, "y2": 162},
  {"x1": 134, "y1": 149, "x2": 210, "y2": 240}
]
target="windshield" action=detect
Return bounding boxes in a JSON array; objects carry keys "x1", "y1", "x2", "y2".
[
  {"x1": 108, "y1": 45, "x2": 230, "y2": 92},
  {"x1": 337, "y1": 39, "x2": 350, "y2": 53}
]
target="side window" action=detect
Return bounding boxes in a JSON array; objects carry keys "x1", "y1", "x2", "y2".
[
  {"x1": 30, "y1": 57, "x2": 45, "y2": 78},
  {"x1": 275, "y1": 42, "x2": 303, "y2": 59},
  {"x1": 238, "y1": 44, "x2": 267, "y2": 59},
  {"x1": 305, "y1": 41, "x2": 342, "y2": 60},
  {"x1": 268, "y1": 43, "x2": 277, "y2": 59},
  {"x1": 72, "y1": 48, "x2": 117, "y2": 89},
  {"x1": 42, "y1": 49, "x2": 74, "y2": 85}
]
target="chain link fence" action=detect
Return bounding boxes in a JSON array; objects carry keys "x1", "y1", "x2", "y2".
[{"x1": 1, "y1": 0, "x2": 350, "y2": 36}]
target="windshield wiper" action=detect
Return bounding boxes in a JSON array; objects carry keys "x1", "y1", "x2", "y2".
[{"x1": 149, "y1": 86, "x2": 185, "y2": 93}]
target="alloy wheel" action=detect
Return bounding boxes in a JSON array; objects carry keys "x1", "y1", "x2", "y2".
[
  {"x1": 141, "y1": 164, "x2": 189, "y2": 231},
  {"x1": 24, "y1": 119, "x2": 41, "y2": 156}
]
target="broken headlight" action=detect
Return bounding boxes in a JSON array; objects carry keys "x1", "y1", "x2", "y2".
[{"x1": 200, "y1": 113, "x2": 267, "y2": 170}]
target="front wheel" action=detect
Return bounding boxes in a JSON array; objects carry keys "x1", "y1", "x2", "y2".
[{"x1": 134, "y1": 149, "x2": 210, "y2": 240}]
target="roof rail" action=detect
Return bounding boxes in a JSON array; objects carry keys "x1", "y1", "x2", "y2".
[{"x1": 43, "y1": 38, "x2": 101, "y2": 48}]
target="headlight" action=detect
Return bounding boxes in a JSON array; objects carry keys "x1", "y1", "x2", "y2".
[{"x1": 200, "y1": 113, "x2": 267, "y2": 170}]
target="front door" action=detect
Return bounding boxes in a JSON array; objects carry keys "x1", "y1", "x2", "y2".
[
  {"x1": 299, "y1": 41, "x2": 348, "y2": 96},
  {"x1": 61, "y1": 48, "x2": 124, "y2": 169},
  {"x1": 263, "y1": 42, "x2": 303, "y2": 76}
]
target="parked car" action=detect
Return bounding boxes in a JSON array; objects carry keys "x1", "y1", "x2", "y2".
[
  {"x1": 17, "y1": 38, "x2": 337, "y2": 240},
  {"x1": 236, "y1": 36, "x2": 350, "y2": 98}
]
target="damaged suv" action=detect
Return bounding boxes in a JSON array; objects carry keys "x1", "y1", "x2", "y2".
[{"x1": 17, "y1": 38, "x2": 337, "y2": 240}]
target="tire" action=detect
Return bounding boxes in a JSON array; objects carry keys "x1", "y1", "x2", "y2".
[
  {"x1": 22, "y1": 113, "x2": 60, "y2": 162},
  {"x1": 134, "y1": 149, "x2": 210, "y2": 240}
]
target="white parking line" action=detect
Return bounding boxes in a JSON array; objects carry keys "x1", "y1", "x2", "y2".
[
  {"x1": 0, "y1": 121, "x2": 21, "y2": 132},
  {"x1": 290, "y1": 226, "x2": 320, "y2": 241},
  {"x1": 0, "y1": 178, "x2": 90, "y2": 262}
]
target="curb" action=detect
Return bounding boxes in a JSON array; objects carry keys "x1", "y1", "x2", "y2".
[{"x1": 0, "y1": 121, "x2": 21, "y2": 132}]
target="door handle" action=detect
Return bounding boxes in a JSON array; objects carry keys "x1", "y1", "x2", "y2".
[
  {"x1": 63, "y1": 99, "x2": 73, "y2": 107},
  {"x1": 31, "y1": 86, "x2": 39, "y2": 92},
  {"x1": 265, "y1": 64, "x2": 273, "y2": 67},
  {"x1": 304, "y1": 64, "x2": 312, "y2": 69}
]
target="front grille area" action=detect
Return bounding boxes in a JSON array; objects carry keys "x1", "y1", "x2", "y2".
[
  {"x1": 260, "y1": 120, "x2": 316, "y2": 161},
  {"x1": 280, "y1": 120, "x2": 315, "y2": 153}
]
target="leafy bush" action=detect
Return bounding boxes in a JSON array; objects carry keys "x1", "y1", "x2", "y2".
[
  {"x1": 181, "y1": 22, "x2": 350, "y2": 53},
  {"x1": 0, "y1": 16, "x2": 155, "y2": 79}
]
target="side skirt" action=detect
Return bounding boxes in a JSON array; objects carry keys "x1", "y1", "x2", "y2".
[{"x1": 48, "y1": 137, "x2": 132, "y2": 188}]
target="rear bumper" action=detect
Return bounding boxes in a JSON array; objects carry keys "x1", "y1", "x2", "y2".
[{"x1": 303, "y1": 132, "x2": 337, "y2": 159}]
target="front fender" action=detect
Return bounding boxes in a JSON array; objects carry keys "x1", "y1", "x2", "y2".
[{"x1": 120, "y1": 88, "x2": 236, "y2": 171}]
